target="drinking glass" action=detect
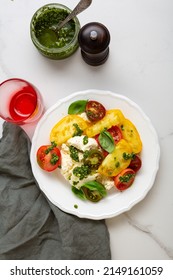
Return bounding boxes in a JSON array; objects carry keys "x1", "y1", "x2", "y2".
[{"x1": 0, "y1": 78, "x2": 44, "y2": 125}]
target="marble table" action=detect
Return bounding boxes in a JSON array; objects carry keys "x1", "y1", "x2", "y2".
[{"x1": 0, "y1": 0, "x2": 173, "y2": 260}]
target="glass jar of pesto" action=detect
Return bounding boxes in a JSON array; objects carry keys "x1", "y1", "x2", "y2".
[{"x1": 30, "y1": 3, "x2": 80, "y2": 60}]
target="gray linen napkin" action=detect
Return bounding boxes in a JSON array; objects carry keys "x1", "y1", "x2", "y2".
[{"x1": 0, "y1": 122, "x2": 111, "y2": 260}]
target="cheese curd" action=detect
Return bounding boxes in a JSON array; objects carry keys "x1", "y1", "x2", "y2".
[
  {"x1": 60, "y1": 135, "x2": 114, "y2": 190},
  {"x1": 67, "y1": 135, "x2": 98, "y2": 152},
  {"x1": 96, "y1": 175, "x2": 115, "y2": 191},
  {"x1": 78, "y1": 112, "x2": 89, "y2": 122}
]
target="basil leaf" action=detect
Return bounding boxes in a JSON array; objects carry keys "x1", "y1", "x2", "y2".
[
  {"x1": 72, "y1": 186, "x2": 86, "y2": 200},
  {"x1": 98, "y1": 130, "x2": 115, "y2": 153},
  {"x1": 82, "y1": 180, "x2": 107, "y2": 197},
  {"x1": 68, "y1": 100, "x2": 88, "y2": 115}
]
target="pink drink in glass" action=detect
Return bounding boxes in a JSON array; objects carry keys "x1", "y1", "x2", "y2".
[{"x1": 0, "y1": 78, "x2": 44, "y2": 124}]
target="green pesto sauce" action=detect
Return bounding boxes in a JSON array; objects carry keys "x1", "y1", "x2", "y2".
[
  {"x1": 34, "y1": 8, "x2": 76, "y2": 49},
  {"x1": 69, "y1": 146, "x2": 79, "y2": 162},
  {"x1": 73, "y1": 165, "x2": 91, "y2": 180}
]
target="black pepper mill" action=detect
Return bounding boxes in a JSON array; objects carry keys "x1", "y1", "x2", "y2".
[{"x1": 78, "y1": 22, "x2": 110, "y2": 66}]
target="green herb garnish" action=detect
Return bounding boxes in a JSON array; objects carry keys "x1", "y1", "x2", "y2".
[
  {"x1": 83, "y1": 135, "x2": 88, "y2": 145},
  {"x1": 72, "y1": 187, "x2": 86, "y2": 200},
  {"x1": 45, "y1": 141, "x2": 57, "y2": 154},
  {"x1": 73, "y1": 123, "x2": 83, "y2": 137},
  {"x1": 50, "y1": 153, "x2": 59, "y2": 165},
  {"x1": 73, "y1": 165, "x2": 91, "y2": 180},
  {"x1": 123, "y1": 152, "x2": 135, "y2": 160},
  {"x1": 82, "y1": 181, "x2": 107, "y2": 198},
  {"x1": 68, "y1": 100, "x2": 88, "y2": 115},
  {"x1": 69, "y1": 146, "x2": 79, "y2": 162},
  {"x1": 119, "y1": 173, "x2": 135, "y2": 183},
  {"x1": 98, "y1": 129, "x2": 115, "y2": 153},
  {"x1": 120, "y1": 125, "x2": 124, "y2": 131},
  {"x1": 83, "y1": 150, "x2": 89, "y2": 159}
]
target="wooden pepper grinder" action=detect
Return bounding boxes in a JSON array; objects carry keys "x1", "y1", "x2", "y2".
[{"x1": 78, "y1": 22, "x2": 110, "y2": 66}]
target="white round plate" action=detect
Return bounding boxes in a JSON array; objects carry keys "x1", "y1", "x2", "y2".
[{"x1": 30, "y1": 90, "x2": 160, "y2": 220}]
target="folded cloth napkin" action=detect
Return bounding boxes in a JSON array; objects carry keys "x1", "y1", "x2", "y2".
[{"x1": 0, "y1": 122, "x2": 111, "y2": 260}]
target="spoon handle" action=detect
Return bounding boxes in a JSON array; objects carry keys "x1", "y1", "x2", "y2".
[{"x1": 54, "y1": 0, "x2": 92, "y2": 31}]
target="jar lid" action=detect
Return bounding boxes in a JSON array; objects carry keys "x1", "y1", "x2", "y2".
[{"x1": 78, "y1": 22, "x2": 110, "y2": 54}]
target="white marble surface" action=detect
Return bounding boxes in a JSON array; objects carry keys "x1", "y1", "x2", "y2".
[{"x1": 0, "y1": 0, "x2": 173, "y2": 260}]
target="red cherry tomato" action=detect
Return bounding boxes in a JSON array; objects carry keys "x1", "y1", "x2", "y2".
[
  {"x1": 114, "y1": 168, "x2": 135, "y2": 191},
  {"x1": 85, "y1": 100, "x2": 106, "y2": 122},
  {"x1": 37, "y1": 143, "x2": 61, "y2": 172},
  {"x1": 129, "y1": 154, "x2": 142, "y2": 172},
  {"x1": 107, "y1": 126, "x2": 122, "y2": 144}
]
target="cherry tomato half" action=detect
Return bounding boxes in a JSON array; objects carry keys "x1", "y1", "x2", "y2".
[
  {"x1": 82, "y1": 187, "x2": 103, "y2": 202},
  {"x1": 37, "y1": 143, "x2": 61, "y2": 172},
  {"x1": 114, "y1": 168, "x2": 135, "y2": 191},
  {"x1": 84, "y1": 149, "x2": 104, "y2": 170},
  {"x1": 107, "y1": 126, "x2": 122, "y2": 144},
  {"x1": 85, "y1": 100, "x2": 106, "y2": 122},
  {"x1": 129, "y1": 154, "x2": 142, "y2": 172}
]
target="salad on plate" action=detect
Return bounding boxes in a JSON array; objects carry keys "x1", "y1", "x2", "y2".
[{"x1": 36, "y1": 99, "x2": 142, "y2": 203}]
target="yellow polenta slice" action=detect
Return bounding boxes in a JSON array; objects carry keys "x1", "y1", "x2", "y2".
[
  {"x1": 85, "y1": 109, "x2": 125, "y2": 138},
  {"x1": 98, "y1": 139, "x2": 132, "y2": 177},
  {"x1": 50, "y1": 115, "x2": 89, "y2": 146},
  {"x1": 119, "y1": 118, "x2": 142, "y2": 153}
]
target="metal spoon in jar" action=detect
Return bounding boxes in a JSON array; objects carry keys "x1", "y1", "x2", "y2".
[{"x1": 50, "y1": 0, "x2": 92, "y2": 33}]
